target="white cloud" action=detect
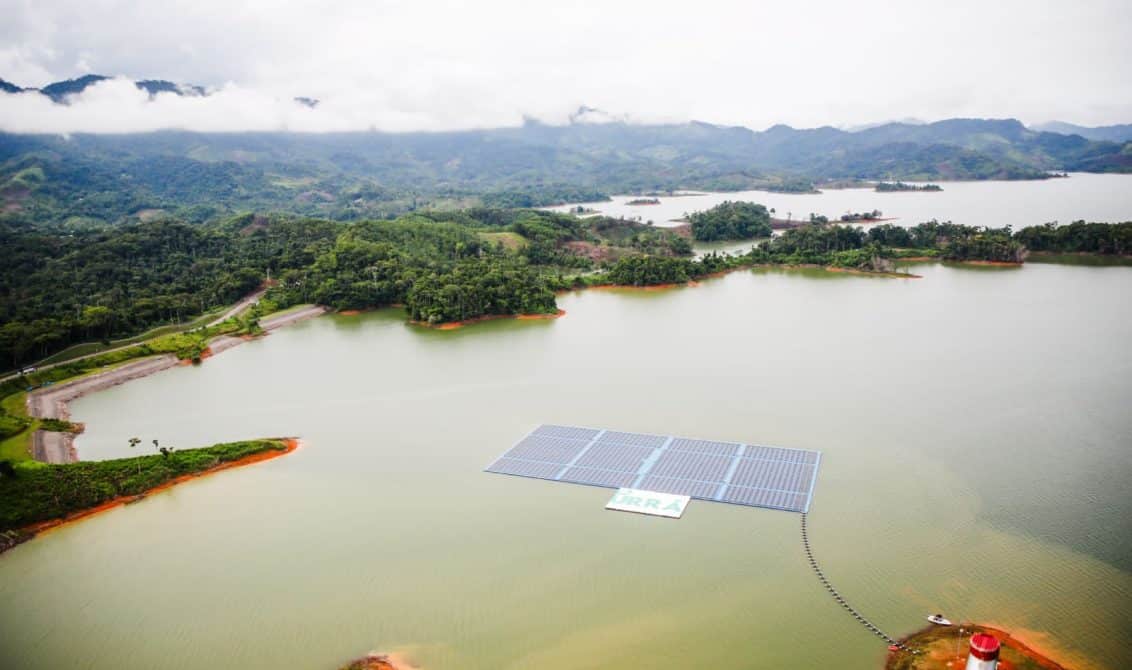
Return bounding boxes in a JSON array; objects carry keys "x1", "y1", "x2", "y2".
[{"x1": 1, "y1": 0, "x2": 1130, "y2": 133}]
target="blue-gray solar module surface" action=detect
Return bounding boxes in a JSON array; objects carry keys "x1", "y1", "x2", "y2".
[{"x1": 484, "y1": 424, "x2": 821, "y2": 513}]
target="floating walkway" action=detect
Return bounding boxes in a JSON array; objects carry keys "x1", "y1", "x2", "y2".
[{"x1": 801, "y1": 513, "x2": 909, "y2": 650}]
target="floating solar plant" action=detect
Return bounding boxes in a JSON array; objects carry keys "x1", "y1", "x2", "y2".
[{"x1": 484, "y1": 424, "x2": 821, "y2": 513}]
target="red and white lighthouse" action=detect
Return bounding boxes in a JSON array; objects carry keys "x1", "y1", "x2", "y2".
[{"x1": 965, "y1": 633, "x2": 1000, "y2": 670}]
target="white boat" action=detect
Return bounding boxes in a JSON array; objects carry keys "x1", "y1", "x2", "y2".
[{"x1": 926, "y1": 614, "x2": 953, "y2": 625}]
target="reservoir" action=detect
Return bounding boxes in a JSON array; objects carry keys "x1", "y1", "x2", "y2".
[
  {"x1": 1, "y1": 266, "x2": 1130, "y2": 666},
  {"x1": 546, "y1": 172, "x2": 1132, "y2": 230}
]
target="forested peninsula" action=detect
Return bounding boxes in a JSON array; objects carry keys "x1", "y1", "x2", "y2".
[{"x1": 0, "y1": 438, "x2": 297, "y2": 553}]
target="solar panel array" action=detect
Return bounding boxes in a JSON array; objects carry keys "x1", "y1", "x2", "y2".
[{"x1": 485, "y1": 424, "x2": 821, "y2": 513}]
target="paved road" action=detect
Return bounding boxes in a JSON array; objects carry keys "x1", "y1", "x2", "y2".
[
  {"x1": 206, "y1": 288, "x2": 267, "y2": 327},
  {"x1": 25, "y1": 354, "x2": 180, "y2": 464},
  {"x1": 0, "y1": 288, "x2": 270, "y2": 384},
  {"x1": 22, "y1": 304, "x2": 327, "y2": 464}
]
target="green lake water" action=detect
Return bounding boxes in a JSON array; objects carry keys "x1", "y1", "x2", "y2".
[{"x1": 1, "y1": 262, "x2": 1129, "y2": 669}]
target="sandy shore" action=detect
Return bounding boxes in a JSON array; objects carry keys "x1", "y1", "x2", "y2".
[{"x1": 24, "y1": 305, "x2": 326, "y2": 464}]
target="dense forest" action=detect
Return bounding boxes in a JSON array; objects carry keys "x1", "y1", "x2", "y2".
[
  {"x1": 1, "y1": 196, "x2": 1129, "y2": 369},
  {"x1": 0, "y1": 209, "x2": 689, "y2": 365},
  {"x1": 688, "y1": 201, "x2": 773, "y2": 241},
  {"x1": 875, "y1": 182, "x2": 943, "y2": 192},
  {"x1": 1013, "y1": 221, "x2": 1132, "y2": 255},
  {"x1": 2, "y1": 115, "x2": 1130, "y2": 229}
]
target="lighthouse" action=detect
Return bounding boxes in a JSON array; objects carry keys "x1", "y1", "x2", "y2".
[{"x1": 965, "y1": 633, "x2": 1000, "y2": 670}]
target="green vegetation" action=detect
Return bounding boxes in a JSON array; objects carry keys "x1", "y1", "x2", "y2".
[
  {"x1": 602, "y1": 219, "x2": 1054, "y2": 287},
  {"x1": 688, "y1": 201, "x2": 772, "y2": 241},
  {"x1": 839, "y1": 210, "x2": 882, "y2": 222},
  {"x1": 0, "y1": 391, "x2": 33, "y2": 461},
  {"x1": 38, "y1": 418, "x2": 80, "y2": 433},
  {"x1": 3, "y1": 117, "x2": 1126, "y2": 231},
  {"x1": 1, "y1": 196, "x2": 1126, "y2": 372},
  {"x1": 606, "y1": 256, "x2": 694, "y2": 285},
  {"x1": 1013, "y1": 220, "x2": 1132, "y2": 255},
  {"x1": 1, "y1": 208, "x2": 700, "y2": 367},
  {"x1": 866, "y1": 221, "x2": 1026, "y2": 262},
  {"x1": 0, "y1": 439, "x2": 289, "y2": 532},
  {"x1": 0, "y1": 312, "x2": 266, "y2": 463},
  {"x1": 760, "y1": 178, "x2": 819, "y2": 194},
  {"x1": 0, "y1": 217, "x2": 333, "y2": 367},
  {"x1": 876, "y1": 182, "x2": 943, "y2": 192}
]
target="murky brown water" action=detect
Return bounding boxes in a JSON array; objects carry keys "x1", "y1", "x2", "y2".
[{"x1": 1, "y1": 261, "x2": 1129, "y2": 670}]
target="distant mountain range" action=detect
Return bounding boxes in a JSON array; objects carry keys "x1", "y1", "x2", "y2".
[
  {"x1": 1, "y1": 74, "x2": 1129, "y2": 143},
  {"x1": 0, "y1": 74, "x2": 318, "y2": 107},
  {"x1": 1031, "y1": 121, "x2": 1132, "y2": 143},
  {"x1": 1, "y1": 75, "x2": 1130, "y2": 228},
  {"x1": 0, "y1": 74, "x2": 206, "y2": 102}
]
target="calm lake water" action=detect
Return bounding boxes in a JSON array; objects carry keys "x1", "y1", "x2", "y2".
[
  {"x1": 1, "y1": 260, "x2": 1130, "y2": 670},
  {"x1": 546, "y1": 172, "x2": 1132, "y2": 231}
]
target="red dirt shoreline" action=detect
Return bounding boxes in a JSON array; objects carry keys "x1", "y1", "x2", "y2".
[
  {"x1": 412, "y1": 309, "x2": 566, "y2": 330},
  {"x1": 20, "y1": 438, "x2": 300, "y2": 541},
  {"x1": 946, "y1": 259, "x2": 1023, "y2": 267},
  {"x1": 888, "y1": 623, "x2": 1071, "y2": 670}
]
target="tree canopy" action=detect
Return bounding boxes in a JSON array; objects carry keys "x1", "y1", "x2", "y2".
[{"x1": 688, "y1": 201, "x2": 772, "y2": 241}]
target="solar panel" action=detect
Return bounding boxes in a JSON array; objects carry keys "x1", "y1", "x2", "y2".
[{"x1": 485, "y1": 424, "x2": 822, "y2": 513}]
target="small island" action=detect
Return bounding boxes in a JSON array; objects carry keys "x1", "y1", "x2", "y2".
[
  {"x1": 339, "y1": 653, "x2": 414, "y2": 670},
  {"x1": 876, "y1": 181, "x2": 943, "y2": 192},
  {"x1": 886, "y1": 624, "x2": 1070, "y2": 670},
  {"x1": 840, "y1": 209, "x2": 884, "y2": 222},
  {"x1": 626, "y1": 197, "x2": 661, "y2": 205},
  {"x1": 569, "y1": 205, "x2": 600, "y2": 215},
  {"x1": 687, "y1": 201, "x2": 773, "y2": 241}
]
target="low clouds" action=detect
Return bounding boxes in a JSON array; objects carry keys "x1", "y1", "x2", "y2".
[
  {"x1": 1, "y1": 0, "x2": 1130, "y2": 134},
  {"x1": 0, "y1": 78, "x2": 544, "y2": 133}
]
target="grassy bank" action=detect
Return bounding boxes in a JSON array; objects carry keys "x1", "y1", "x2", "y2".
[
  {"x1": 33, "y1": 308, "x2": 229, "y2": 367},
  {"x1": 0, "y1": 439, "x2": 293, "y2": 535},
  {"x1": 0, "y1": 314, "x2": 266, "y2": 464}
]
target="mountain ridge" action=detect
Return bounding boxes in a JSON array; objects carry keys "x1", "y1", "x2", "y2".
[{"x1": 2, "y1": 75, "x2": 1130, "y2": 228}]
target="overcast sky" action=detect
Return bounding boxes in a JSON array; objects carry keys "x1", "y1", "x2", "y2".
[{"x1": 1, "y1": 0, "x2": 1130, "y2": 133}]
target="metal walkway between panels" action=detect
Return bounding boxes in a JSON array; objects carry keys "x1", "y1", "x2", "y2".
[{"x1": 485, "y1": 424, "x2": 822, "y2": 514}]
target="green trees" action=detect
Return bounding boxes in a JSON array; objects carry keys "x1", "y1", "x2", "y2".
[
  {"x1": 269, "y1": 216, "x2": 561, "y2": 325},
  {"x1": 0, "y1": 217, "x2": 338, "y2": 367},
  {"x1": 406, "y1": 259, "x2": 556, "y2": 324},
  {"x1": 3, "y1": 200, "x2": 1129, "y2": 369},
  {"x1": 688, "y1": 201, "x2": 772, "y2": 241},
  {"x1": 0, "y1": 439, "x2": 289, "y2": 531},
  {"x1": 875, "y1": 182, "x2": 942, "y2": 192},
  {"x1": 1014, "y1": 221, "x2": 1132, "y2": 254},
  {"x1": 606, "y1": 256, "x2": 694, "y2": 285}
]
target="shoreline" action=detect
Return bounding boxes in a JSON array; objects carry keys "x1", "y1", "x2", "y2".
[
  {"x1": 6, "y1": 439, "x2": 300, "y2": 552},
  {"x1": 568, "y1": 262, "x2": 921, "y2": 295},
  {"x1": 944, "y1": 259, "x2": 1023, "y2": 267},
  {"x1": 24, "y1": 305, "x2": 326, "y2": 464},
  {"x1": 888, "y1": 623, "x2": 1070, "y2": 670},
  {"x1": 411, "y1": 309, "x2": 566, "y2": 330}
]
